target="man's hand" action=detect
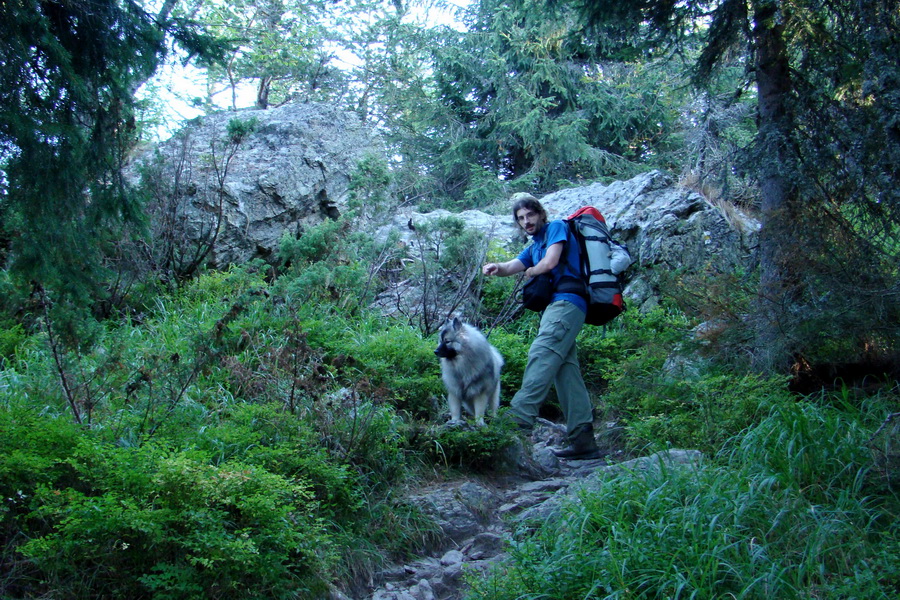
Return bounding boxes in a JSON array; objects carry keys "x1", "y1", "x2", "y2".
[{"x1": 483, "y1": 259, "x2": 525, "y2": 278}]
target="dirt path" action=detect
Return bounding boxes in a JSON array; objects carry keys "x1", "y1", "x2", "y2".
[{"x1": 346, "y1": 419, "x2": 643, "y2": 600}]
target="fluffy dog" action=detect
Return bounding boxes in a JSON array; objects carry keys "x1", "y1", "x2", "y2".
[{"x1": 434, "y1": 317, "x2": 504, "y2": 426}]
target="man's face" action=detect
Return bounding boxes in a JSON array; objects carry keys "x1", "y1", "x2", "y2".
[{"x1": 516, "y1": 207, "x2": 545, "y2": 236}]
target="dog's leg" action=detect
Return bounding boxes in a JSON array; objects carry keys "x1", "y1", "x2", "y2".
[
  {"x1": 490, "y1": 380, "x2": 500, "y2": 418},
  {"x1": 447, "y1": 392, "x2": 463, "y2": 423},
  {"x1": 472, "y1": 393, "x2": 488, "y2": 427}
]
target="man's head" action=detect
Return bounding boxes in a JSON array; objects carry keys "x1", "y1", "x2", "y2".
[{"x1": 511, "y1": 193, "x2": 547, "y2": 237}]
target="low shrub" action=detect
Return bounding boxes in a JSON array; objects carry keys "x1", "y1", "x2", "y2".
[
  {"x1": 417, "y1": 415, "x2": 519, "y2": 471},
  {"x1": 333, "y1": 320, "x2": 443, "y2": 419},
  {"x1": 190, "y1": 403, "x2": 366, "y2": 519},
  {"x1": 12, "y1": 436, "x2": 335, "y2": 599},
  {"x1": 482, "y1": 326, "x2": 530, "y2": 403}
]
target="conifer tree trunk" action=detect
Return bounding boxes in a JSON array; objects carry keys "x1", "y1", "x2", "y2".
[{"x1": 751, "y1": 0, "x2": 797, "y2": 371}]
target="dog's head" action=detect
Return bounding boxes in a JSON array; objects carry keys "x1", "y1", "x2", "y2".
[{"x1": 434, "y1": 317, "x2": 464, "y2": 359}]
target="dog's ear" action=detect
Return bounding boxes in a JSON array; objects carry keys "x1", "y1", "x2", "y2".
[{"x1": 450, "y1": 316, "x2": 462, "y2": 330}]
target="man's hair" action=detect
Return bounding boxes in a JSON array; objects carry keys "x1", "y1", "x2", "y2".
[{"x1": 510, "y1": 192, "x2": 547, "y2": 228}]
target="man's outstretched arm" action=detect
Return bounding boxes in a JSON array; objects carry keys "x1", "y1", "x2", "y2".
[{"x1": 483, "y1": 258, "x2": 526, "y2": 277}]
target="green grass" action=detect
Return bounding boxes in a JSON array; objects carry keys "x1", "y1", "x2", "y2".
[{"x1": 467, "y1": 392, "x2": 900, "y2": 599}]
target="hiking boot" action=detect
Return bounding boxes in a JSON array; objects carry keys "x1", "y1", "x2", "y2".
[{"x1": 553, "y1": 423, "x2": 603, "y2": 460}]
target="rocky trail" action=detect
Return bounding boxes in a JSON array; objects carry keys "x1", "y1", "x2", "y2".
[{"x1": 342, "y1": 419, "x2": 701, "y2": 600}]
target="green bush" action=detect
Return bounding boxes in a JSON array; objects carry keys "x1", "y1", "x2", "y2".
[
  {"x1": 433, "y1": 217, "x2": 486, "y2": 271},
  {"x1": 308, "y1": 393, "x2": 410, "y2": 490},
  {"x1": 479, "y1": 273, "x2": 520, "y2": 318},
  {"x1": 578, "y1": 306, "x2": 695, "y2": 403},
  {"x1": 226, "y1": 116, "x2": 259, "y2": 143},
  {"x1": 482, "y1": 327, "x2": 530, "y2": 403},
  {"x1": 337, "y1": 321, "x2": 443, "y2": 418},
  {"x1": 191, "y1": 404, "x2": 365, "y2": 520},
  {"x1": 172, "y1": 263, "x2": 270, "y2": 310},
  {"x1": 275, "y1": 220, "x2": 378, "y2": 312},
  {"x1": 477, "y1": 241, "x2": 524, "y2": 317},
  {"x1": 348, "y1": 154, "x2": 394, "y2": 224},
  {"x1": 580, "y1": 306, "x2": 792, "y2": 453},
  {"x1": 418, "y1": 415, "x2": 519, "y2": 471},
  {"x1": 0, "y1": 320, "x2": 27, "y2": 364},
  {"x1": 0, "y1": 408, "x2": 85, "y2": 515},
  {"x1": 575, "y1": 324, "x2": 626, "y2": 396},
  {"x1": 0, "y1": 407, "x2": 339, "y2": 597},
  {"x1": 17, "y1": 441, "x2": 335, "y2": 599},
  {"x1": 279, "y1": 219, "x2": 348, "y2": 265}
]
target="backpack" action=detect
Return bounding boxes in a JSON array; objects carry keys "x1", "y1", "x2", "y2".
[{"x1": 565, "y1": 206, "x2": 632, "y2": 326}]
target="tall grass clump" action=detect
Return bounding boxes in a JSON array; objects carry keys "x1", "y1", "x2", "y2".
[
  {"x1": 579, "y1": 305, "x2": 791, "y2": 454},
  {"x1": 622, "y1": 373, "x2": 794, "y2": 454},
  {"x1": 467, "y1": 392, "x2": 900, "y2": 599}
]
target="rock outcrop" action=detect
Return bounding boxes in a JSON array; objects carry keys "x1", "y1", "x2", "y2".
[
  {"x1": 377, "y1": 171, "x2": 759, "y2": 314},
  {"x1": 134, "y1": 102, "x2": 757, "y2": 313},
  {"x1": 134, "y1": 98, "x2": 756, "y2": 311},
  {"x1": 537, "y1": 171, "x2": 758, "y2": 311},
  {"x1": 132, "y1": 102, "x2": 382, "y2": 268}
]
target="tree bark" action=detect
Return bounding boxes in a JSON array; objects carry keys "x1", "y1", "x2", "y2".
[
  {"x1": 256, "y1": 75, "x2": 273, "y2": 109},
  {"x1": 751, "y1": 0, "x2": 797, "y2": 372}
]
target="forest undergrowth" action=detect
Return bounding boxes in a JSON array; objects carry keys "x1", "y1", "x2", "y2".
[
  {"x1": 3, "y1": 0, "x2": 900, "y2": 595},
  {"x1": 1, "y1": 258, "x2": 898, "y2": 599}
]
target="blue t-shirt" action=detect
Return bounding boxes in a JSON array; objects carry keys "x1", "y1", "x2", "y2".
[{"x1": 517, "y1": 220, "x2": 587, "y2": 313}]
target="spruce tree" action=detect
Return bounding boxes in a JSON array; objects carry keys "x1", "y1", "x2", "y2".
[
  {"x1": 0, "y1": 0, "x2": 219, "y2": 336},
  {"x1": 425, "y1": 0, "x2": 686, "y2": 203}
]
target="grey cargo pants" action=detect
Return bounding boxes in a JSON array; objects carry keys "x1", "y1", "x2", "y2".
[{"x1": 510, "y1": 300, "x2": 593, "y2": 435}]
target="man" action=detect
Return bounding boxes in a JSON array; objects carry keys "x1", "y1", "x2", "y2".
[{"x1": 482, "y1": 193, "x2": 602, "y2": 460}]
